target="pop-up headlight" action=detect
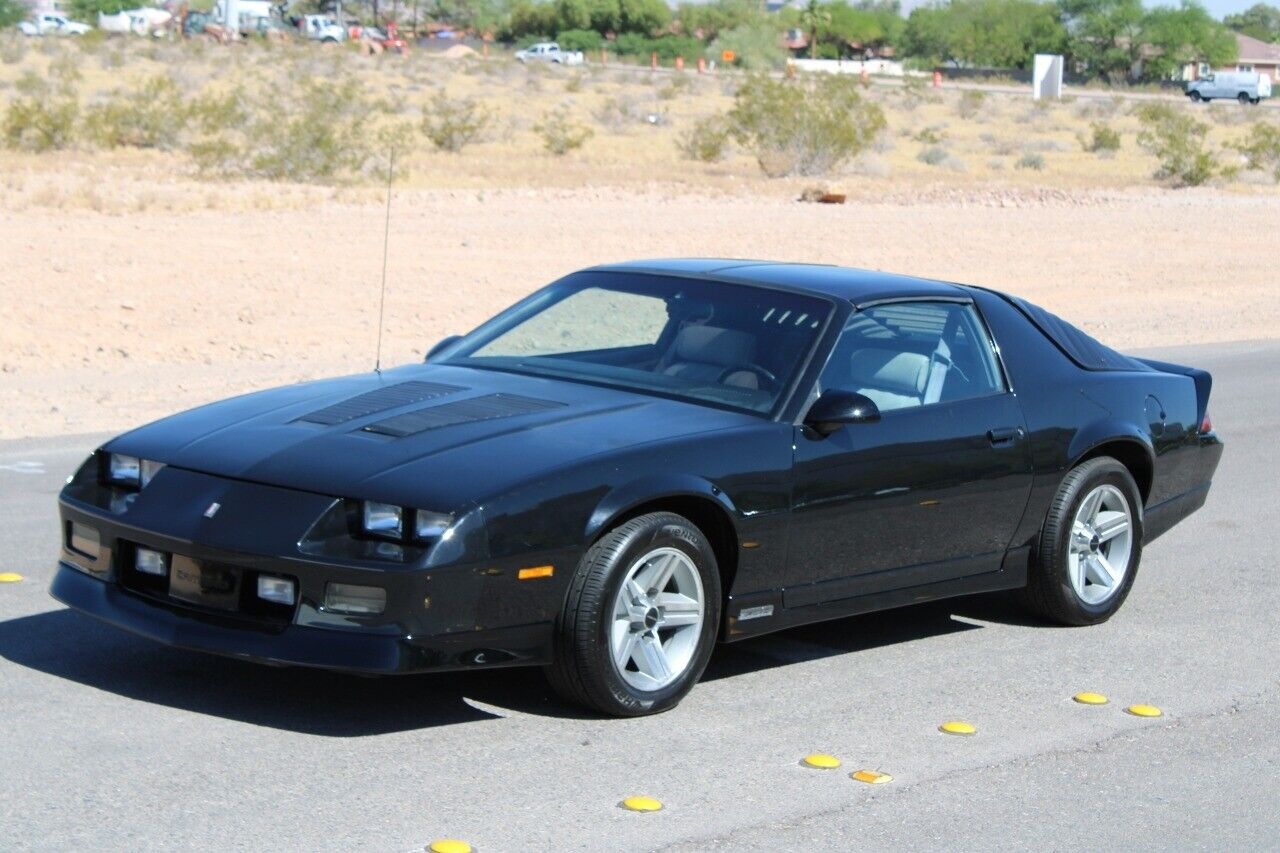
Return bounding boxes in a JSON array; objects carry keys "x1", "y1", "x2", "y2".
[
  {"x1": 103, "y1": 453, "x2": 165, "y2": 489},
  {"x1": 361, "y1": 501, "x2": 403, "y2": 540},
  {"x1": 414, "y1": 510, "x2": 453, "y2": 540}
]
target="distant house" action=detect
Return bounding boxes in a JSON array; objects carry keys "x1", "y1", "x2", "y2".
[
  {"x1": 1183, "y1": 33, "x2": 1280, "y2": 83},
  {"x1": 1229, "y1": 33, "x2": 1280, "y2": 82}
]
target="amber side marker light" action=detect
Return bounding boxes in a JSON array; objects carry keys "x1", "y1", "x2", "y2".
[{"x1": 518, "y1": 565, "x2": 554, "y2": 580}]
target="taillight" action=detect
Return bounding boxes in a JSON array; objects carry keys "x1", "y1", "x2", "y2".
[{"x1": 1200, "y1": 413, "x2": 1213, "y2": 434}]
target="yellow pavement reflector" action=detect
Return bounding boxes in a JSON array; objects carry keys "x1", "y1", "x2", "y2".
[
  {"x1": 1126, "y1": 704, "x2": 1163, "y2": 718},
  {"x1": 851, "y1": 769, "x2": 893, "y2": 785},
  {"x1": 517, "y1": 565, "x2": 554, "y2": 580},
  {"x1": 1073, "y1": 692, "x2": 1109, "y2": 705},
  {"x1": 802, "y1": 753, "x2": 842, "y2": 769},
  {"x1": 620, "y1": 795, "x2": 663, "y2": 812},
  {"x1": 428, "y1": 840, "x2": 472, "y2": 853},
  {"x1": 0, "y1": 572, "x2": 23, "y2": 583},
  {"x1": 939, "y1": 721, "x2": 976, "y2": 736}
]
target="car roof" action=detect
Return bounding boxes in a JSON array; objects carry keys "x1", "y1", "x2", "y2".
[{"x1": 589, "y1": 259, "x2": 971, "y2": 306}]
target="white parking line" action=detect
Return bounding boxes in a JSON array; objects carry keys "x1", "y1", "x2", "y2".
[{"x1": 0, "y1": 462, "x2": 45, "y2": 475}]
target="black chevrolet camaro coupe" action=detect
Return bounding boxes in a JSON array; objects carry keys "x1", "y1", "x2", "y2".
[{"x1": 53, "y1": 260, "x2": 1222, "y2": 716}]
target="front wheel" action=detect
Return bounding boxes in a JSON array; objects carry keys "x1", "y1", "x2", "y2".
[
  {"x1": 1188, "y1": 91, "x2": 1202, "y2": 102},
  {"x1": 545, "y1": 512, "x2": 721, "y2": 717},
  {"x1": 1020, "y1": 457, "x2": 1143, "y2": 626}
]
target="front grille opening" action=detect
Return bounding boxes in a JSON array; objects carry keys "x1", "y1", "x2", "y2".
[{"x1": 117, "y1": 541, "x2": 296, "y2": 627}]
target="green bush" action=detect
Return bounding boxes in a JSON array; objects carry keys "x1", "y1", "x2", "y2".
[
  {"x1": 676, "y1": 115, "x2": 730, "y2": 162},
  {"x1": 613, "y1": 34, "x2": 705, "y2": 63},
  {"x1": 1231, "y1": 122, "x2": 1280, "y2": 182},
  {"x1": 555, "y1": 29, "x2": 603, "y2": 52},
  {"x1": 725, "y1": 73, "x2": 886, "y2": 177},
  {"x1": 247, "y1": 78, "x2": 379, "y2": 181},
  {"x1": 534, "y1": 107, "x2": 592, "y2": 155},
  {"x1": 1080, "y1": 121, "x2": 1121, "y2": 153},
  {"x1": 83, "y1": 75, "x2": 188, "y2": 150},
  {"x1": 1135, "y1": 103, "x2": 1218, "y2": 187},
  {"x1": 2, "y1": 73, "x2": 79, "y2": 152},
  {"x1": 709, "y1": 21, "x2": 787, "y2": 71},
  {"x1": 422, "y1": 93, "x2": 491, "y2": 153},
  {"x1": 2, "y1": 96, "x2": 79, "y2": 152}
]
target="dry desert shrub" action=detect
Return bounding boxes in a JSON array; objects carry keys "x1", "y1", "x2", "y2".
[
  {"x1": 675, "y1": 114, "x2": 730, "y2": 162},
  {"x1": 957, "y1": 89, "x2": 985, "y2": 120},
  {"x1": 1231, "y1": 122, "x2": 1280, "y2": 182},
  {"x1": 725, "y1": 73, "x2": 885, "y2": 178},
  {"x1": 1016, "y1": 151, "x2": 1045, "y2": 170},
  {"x1": 1135, "y1": 102, "x2": 1221, "y2": 187},
  {"x1": 534, "y1": 107, "x2": 593, "y2": 155},
  {"x1": 422, "y1": 93, "x2": 492, "y2": 153},
  {"x1": 1079, "y1": 122, "x2": 1121, "y2": 154},
  {"x1": 83, "y1": 75, "x2": 188, "y2": 150}
]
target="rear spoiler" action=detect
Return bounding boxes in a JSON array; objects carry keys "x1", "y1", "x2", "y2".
[{"x1": 1138, "y1": 358, "x2": 1213, "y2": 426}]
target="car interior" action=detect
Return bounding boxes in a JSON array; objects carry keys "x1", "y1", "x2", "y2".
[{"x1": 819, "y1": 302, "x2": 1003, "y2": 412}]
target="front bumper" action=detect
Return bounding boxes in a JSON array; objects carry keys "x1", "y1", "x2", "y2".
[
  {"x1": 52, "y1": 464, "x2": 561, "y2": 674},
  {"x1": 51, "y1": 563, "x2": 549, "y2": 673}
]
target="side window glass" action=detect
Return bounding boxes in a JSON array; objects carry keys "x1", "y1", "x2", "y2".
[{"x1": 818, "y1": 302, "x2": 1004, "y2": 412}]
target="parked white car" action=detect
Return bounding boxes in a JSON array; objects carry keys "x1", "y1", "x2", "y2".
[
  {"x1": 98, "y1": 8, "x2": 172, "y2": 36},
  {"x1": 1186, "y1": 71, "x2": 1272, "y2": 104},
  {"x1": 300, "y1": 13, "x2": 345, "y2": 42},
  {"x1": 24, "y1": 13, "x2": 91, "y2": 36},
  {"x1": 515, "y1": 42, "x2": 584, "y2": 65}
]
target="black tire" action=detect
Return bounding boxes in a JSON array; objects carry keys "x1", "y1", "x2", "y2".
[
  {"x1": 1188, "y1": 91, "x2": 1202, "y2": 102},
  {"x1": 545, "y1": 512, "x2": 721, "y2": 717},
  {"x1": 1239, "y1": 92, "x2": 1251, "y2": 105},
  {"x1": 1019, "y1": 457, "x2": 1144, "y2": 626}
]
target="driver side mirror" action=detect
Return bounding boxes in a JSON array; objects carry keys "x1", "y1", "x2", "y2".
[
  {"x1": 804, "y1": 390, "x2": 881, "y2": 436},
  {"x1": 424, "y1": 335, "x2": 462, "y2": 363}
]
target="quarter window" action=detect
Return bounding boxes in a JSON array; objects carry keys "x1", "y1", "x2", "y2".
[{"x1": 818, "y1": 301, "x2": 1005, "y2": 412}]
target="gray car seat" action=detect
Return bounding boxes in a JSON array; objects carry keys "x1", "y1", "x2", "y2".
[
  {"x1": 660, "y1": 326, "x2": 759, "y2": 389},
  {"x1": 846, "y1": 348, "x2": 930, "y2": 410}
]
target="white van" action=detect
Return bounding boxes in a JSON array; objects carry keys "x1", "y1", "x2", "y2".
[{"x1": 1186, "y1": 71, "x2": 1272, "y2": 104}]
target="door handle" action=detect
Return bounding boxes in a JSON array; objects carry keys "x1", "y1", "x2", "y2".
[{"x1": 987, "y1": 427, "x2": 1021, "y2": 446}]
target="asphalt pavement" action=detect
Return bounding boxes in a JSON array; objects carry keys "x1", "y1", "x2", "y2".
[{"x1": 1, "y1": 339, "x2": 1277, "y2": 852}]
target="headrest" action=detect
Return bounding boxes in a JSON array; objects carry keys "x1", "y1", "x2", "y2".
[
  {"x1": 673, "y1": 325, "x2": 755, "y2": 368},
  {"x1": 848, "y1": 348, "x2": 929, "y2": 396}
]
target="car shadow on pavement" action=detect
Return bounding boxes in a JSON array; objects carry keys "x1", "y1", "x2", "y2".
[
  {"x1": 0, "y1": 608, "x2": 584, "y2": 735},
  {"x1": 704, "y1": 598, "x2": 984, "y2": 681},
  {"x1": 1, "y1": 595, "x2": 1025, "y2": 733}
]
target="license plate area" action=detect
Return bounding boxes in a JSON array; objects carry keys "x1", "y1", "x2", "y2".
[{"x1": 168, "y1": 554, "x2": 240, "y2": 611}]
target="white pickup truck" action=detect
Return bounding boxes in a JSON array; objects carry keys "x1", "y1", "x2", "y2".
[
  {"x1": 514, "y1": 42, "x2": 584, "y2": 65},
  {"x1": 20, "y1": 13, "x2": 91, "y2": 36}
]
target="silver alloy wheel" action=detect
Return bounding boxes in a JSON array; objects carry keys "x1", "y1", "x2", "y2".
[
  {"x1": 610, "y1": 546, "x2": 705, "y2": 691},
  {"x1": 1068, "y1": 484, "x2": 1134, "y2": 605}
]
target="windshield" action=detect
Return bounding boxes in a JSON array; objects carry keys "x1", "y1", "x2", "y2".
[{"x1": 439, "y1": 271, "x2": 833, "y2": 415}]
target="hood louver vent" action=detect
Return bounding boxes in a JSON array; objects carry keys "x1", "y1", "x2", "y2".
[
  {"x1": 362, "y1": 394, "x2": 565, "y2": 437},
  {"x1": 296, "y1": 381, "x2": 465, "y2": 426}
]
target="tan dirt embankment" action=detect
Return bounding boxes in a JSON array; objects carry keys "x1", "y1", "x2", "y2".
[{"x1": 2, "y1": 186, "x2": 1277, "y2": 440}]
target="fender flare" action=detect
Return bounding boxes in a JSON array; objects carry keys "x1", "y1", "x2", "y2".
[
  {"x1": 584, "y1": 474, "x2": 739, "y2": 544},
  {"x1": 1066, "y1": 419, "x2": 1156, "y2": 508}
]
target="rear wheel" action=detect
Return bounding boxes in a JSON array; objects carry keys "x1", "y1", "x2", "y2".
[
  {"x1": 1239, "y1": 92, "x2": 1251, "y2": 105},
  {"x1": 546, "y1": 512, "x2": 720, "y2": 716},
  {"x1": 1020, "y1": 457, "x2": 1143, "y2": 626}
]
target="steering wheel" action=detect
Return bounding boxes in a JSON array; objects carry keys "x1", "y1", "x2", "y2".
[{"x1": 717, "y1": 363, "x2": 779, "y2": 391}]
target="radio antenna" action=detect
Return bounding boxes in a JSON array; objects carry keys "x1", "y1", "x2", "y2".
[{"x1": 374, "y1": 148, "x2": 394, "y2": 374}]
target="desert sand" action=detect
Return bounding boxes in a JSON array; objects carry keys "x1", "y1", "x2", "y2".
[{"x1": 2, "y1": 184, "x2": 1277, "y2": 440}]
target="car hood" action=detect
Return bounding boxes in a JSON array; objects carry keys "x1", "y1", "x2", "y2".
[{"x1": 104, "y1": 364, "x2": 759, "y2": 510}]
